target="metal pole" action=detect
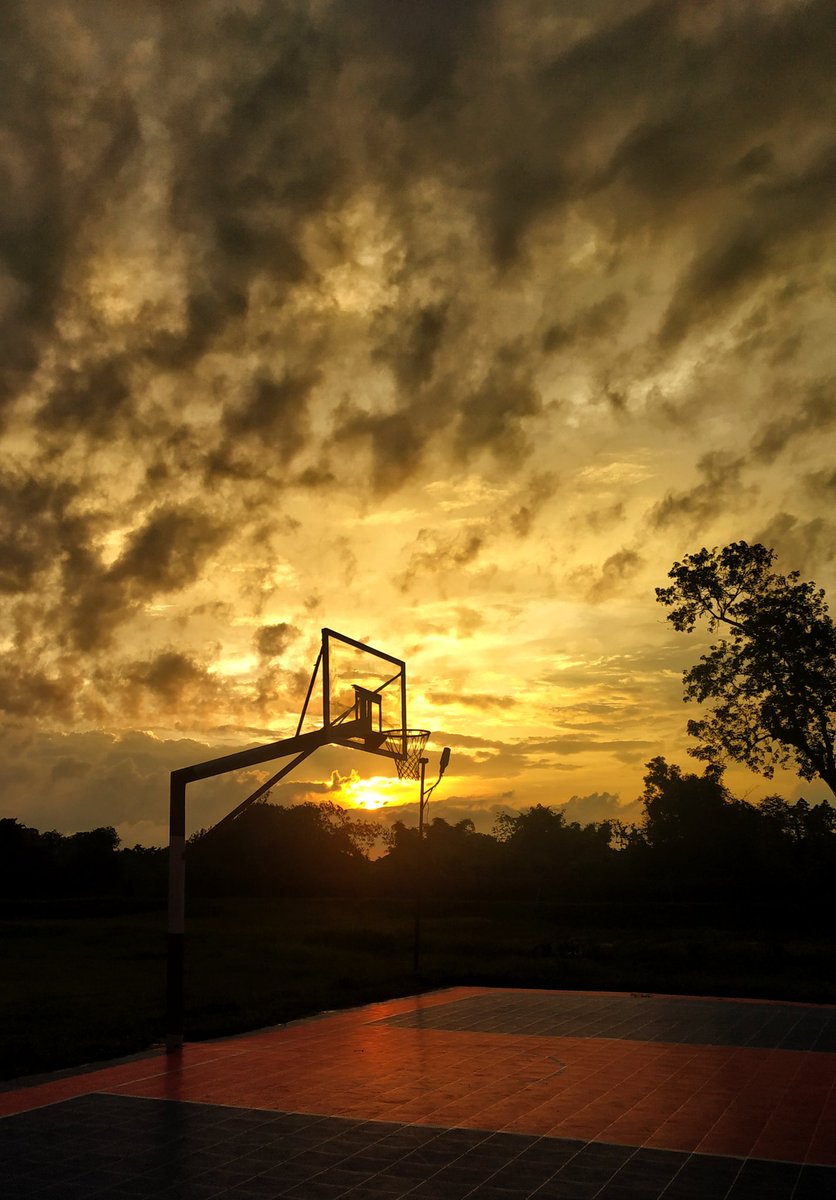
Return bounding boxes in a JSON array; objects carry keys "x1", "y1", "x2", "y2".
[
  {"x1": 159, "y1": 717, "x2": 368, "y2": 1051},
  {"x1": 412, "y1": 756, "x2": 427, "y2": 972},
  {"x1": 321, "y1": 630, "x2": 330, "y2": 728},
  {"x1": 166, "y1": 771, "x2": 187, "y2": 1051}
]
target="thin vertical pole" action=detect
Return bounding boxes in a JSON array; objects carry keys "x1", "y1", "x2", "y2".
[
  {"x1": 321, "y1": 630, "x2": 330, "y2": 728},
  {"x1": 400, "y1": 664, "x2": 407, "y2": 759},
  {"x1": 412, "y1": 756, "x2": 426, "y2": 972},
  {"x1": 166, "y1": 771, "x2": 187, "y2": 1052}
]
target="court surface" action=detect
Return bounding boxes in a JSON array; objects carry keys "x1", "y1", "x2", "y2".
[{"x1": 3, "y1": 987, "x2": 836, "y2": 1198}]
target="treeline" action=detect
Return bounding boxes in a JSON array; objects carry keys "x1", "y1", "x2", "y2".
[
  {"x1": 374, "y1": 756, "x2": 836, "y2": 909},
  {"x1": 0, "y1": 819, "x2": 165, "y2": 901},
  {"x1": 4, "y1": 758, "x2": 835, "y2": 912}
]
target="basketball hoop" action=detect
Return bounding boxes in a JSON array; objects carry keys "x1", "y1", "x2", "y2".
[{"x1": 383, "y1": 729, "x2": 430, "y2": 780}]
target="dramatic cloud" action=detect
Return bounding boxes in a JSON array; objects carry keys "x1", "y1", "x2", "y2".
[
  {"x1": 1, "y1": 0, "x2": 834, "y2": 838},
  {"x1": 255, "y1": 622, "x2": 300, "y2": 660},
  {"x1": 651, "y1": 453, "x2": 749, "y2": 532},
  {"x1": 751, "y1": 383, "x2": 836, "y2": 465}
]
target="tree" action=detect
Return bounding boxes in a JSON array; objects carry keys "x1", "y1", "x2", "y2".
[
  {"x1": 639, "y1": 756, "x2": 732, "y2": 851},
  {"x1": 188, "y1": 800, "x2": 384, "y2": 896},
  {"x1": 493, "y1": 804, "x2": 613, "y2": 897},
  {"x1": 376, "y1": 816, "x2": 500, "y2": 901},
  {"x1": 657, "y1": 542, "x2": 836, "y2": 797}
]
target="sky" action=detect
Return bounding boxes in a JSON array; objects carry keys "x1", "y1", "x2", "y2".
[{"x1": 2, "y1": 0, "x2": 835, "y2": 848}]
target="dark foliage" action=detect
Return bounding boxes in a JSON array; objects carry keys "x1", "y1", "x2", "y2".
[
  {"x1": 4, "y1": 761, "x2": 835, "y2": 912},
  {"x1": 630, "y1": 757, "x2": 836, "y2": 904},
  {"x1": 186, "y1": 800, "x2": 381, "y2": 897},
  {"x1": 375, "y1": 815, "x2": 501, "y2": 900},
  {"x1": 657, "y1": 541, "x2": 836, "y2": 796},
  {"x1": 0, "y1": 817, "x2": 165, "y2": 900},
  {"x1": 490, "y1": 805, "x2": 614, "y2": 899}
]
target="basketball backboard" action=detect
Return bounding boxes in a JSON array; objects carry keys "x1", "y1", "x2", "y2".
[{"x1": 297, "y1": 629, "x2": 408, "y2": 761}]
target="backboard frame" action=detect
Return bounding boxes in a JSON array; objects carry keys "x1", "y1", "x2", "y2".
[{"x1": 297, "y1": 628, "x2": 409, "y2": 761}]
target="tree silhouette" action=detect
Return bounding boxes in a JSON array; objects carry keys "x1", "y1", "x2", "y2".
[
  {"x1": 634, "y1": 756, "x2": 760, "y2": 897},
  {"x1": 493, "y1": 804, "x2": 613, "y2": 898},
  {"x1": 3, "y1": 788, "x2": 835, "y2": 911},
  {"x1": 657, "y1": 542, "x2": 836, "y2": 797},
  {"x1": 632, "y1": 759, "x2": 836, "y2": 904},
  {"x1": 0, "y1": 818, "x2": 127, "y2": 897},
  {"x1": 640, "y1": 756, "x2": 732, "y2": 850},
  {"x1": 376, "y1": 816, "x2": 500, "y2": 901},
  {"x1": 188, "y1": 800, "x2": 383, "y2": 896}
]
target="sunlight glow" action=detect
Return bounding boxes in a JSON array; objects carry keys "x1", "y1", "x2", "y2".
[
  {"x1": 212, "y1": 655, "x2": 259, "y2": 676},
  {"x1": 340, "y1": 772, "x2": 416, "y2": 810}
]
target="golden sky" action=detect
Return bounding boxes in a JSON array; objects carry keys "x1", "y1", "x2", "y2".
[{"x1": 2, "y1": 0, "x2": 835, "y2": 846}]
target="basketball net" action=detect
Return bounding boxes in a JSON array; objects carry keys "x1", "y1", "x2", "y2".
[{"x1": 383, "y1": 729, "x2": 430, "y2": 780}]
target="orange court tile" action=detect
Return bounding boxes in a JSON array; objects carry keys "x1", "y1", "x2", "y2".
[{"x1": 3, "y1": 985, "x2": 836, "y2": 1193}]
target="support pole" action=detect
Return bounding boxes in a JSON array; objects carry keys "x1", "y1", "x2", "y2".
[
  {"x1": 412, "y1": 756, "x2": 427, "y2": 972},
  {"x1": 160, "y1": 717, "x2": 370, "y2": 1053},
  {"x1": 166, "y1": 771, "x2": 187, "y2": 1052},
  {"x1": 205, "y1": 750, "x2": 314, "y2": 840}
]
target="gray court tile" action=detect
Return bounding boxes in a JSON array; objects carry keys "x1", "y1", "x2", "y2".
[
  {"x1": 379, "y1": 991, "x2": 836, "y2": 1051},
  {"x1": 2, "y1": 1093, "x2": 835, "y2": 1199}
]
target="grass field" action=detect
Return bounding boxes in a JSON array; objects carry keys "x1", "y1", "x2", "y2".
[{"x1": 3, "y1": 896, "x2": 835, "y2": 1081}]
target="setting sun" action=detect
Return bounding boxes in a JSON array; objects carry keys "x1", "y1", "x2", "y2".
[
  {"x1": 338, "y1": 772, "x2": 417, "y2": 812},
  {"x1": 353, "y1": 793, "x2": 385, "y2": 811}
]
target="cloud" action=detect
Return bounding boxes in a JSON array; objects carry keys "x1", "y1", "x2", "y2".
[
  {"x1": 209, "y1": 370, "x2": 320, "y2": 480},
  {"x1": 401, "y1": 526, "x2": 486, "y2": 584},
  {"x1": 524, "y1": 736, "x2": 656, "y2": 762},
  {"x1": 371, "y1": 794, "x2": 515, "y2": 836},
  {"x1": 0, "y1": 469, "x2": 87, "y2": 595},
  {"x1": 542, "y1": 293, "x2": 628, "y2": 353},
  {"x1": 0, "y1": 6, "x2": 143, "y2": 411},
  {"x1": 489, "y1": 161, "x2": 569, "y2": 268},
  {"x1": 559, "y1": 791, "x2": 640, "y2": 825},
  {"x1": 509, "y1": 472, "x2": 559, "y2": 536},
  {"x1": 334, "y1": 402, "x2": 432, "y2": 495},
  {"x1": 428, "y1": 690, "x2": 517, "y2": 711},
  {"x1": 754, "y1": 512, "x2": 836, "y2": 571},
  {"x1": 368, "y1": 789, "x2": 642, "y2": 836},
  {"x1": 49, "y1": 755, "x2": 92, "y2": 784},
  {"x1": 577, "y1": 546, "x2": 644, "y2": 603},
  {"x1": 259, "y1": 766, "x2": 349, "y2": 808},
  {"x1": 426, "y1": 729, "x2": 655, "y2": 779},
  {"x1": 111, "y1": 506, "x2": 227, "y2": 596},
  {"x1": 58, "y1": 504, "x2": 228, "y2": 653},
  {"x1": 399, "y1": 471, "x2": 558, "y2": 587},
  {"x1": 651, "y1": 452, "x2": 749, "y2": 531},
  {"x1": 0, "y1": 727, "x2": 397, "y2": 846},
  {"x1": 454, "y1": 344, "x2": 543, "y2": 463},
  {"x1": 335, "y1": 0, "x2": 496, "y2": 122},
  {"x1": 38, "y1": 356, "x2": 136, "y2": 439},
  {"x1": 255, "y1": 622, "x2": 300, "y2": 660},
  {"x1": 122, "y1": 650, "x2": 220, "y2": 712},
  {"x1": 372, "y1": 302, "x2": 449, "y2": 392},
  {"x1": 751, "y1": 381, "x2": 836, "y2": 464},
  {"x1": 805, "y1": 467, "x2": 836, "y2": 501},
  {"x1": 0, "y1": 664, "x2": 81, "y2": 721}
]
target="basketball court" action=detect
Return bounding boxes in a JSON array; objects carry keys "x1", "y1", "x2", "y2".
[
  {"x1": 4, "y1": 986, "x2": 836, "y2": 1198},
  {"x1": 6, "y1": 633, "x2": 835, "y2": 1194}
]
